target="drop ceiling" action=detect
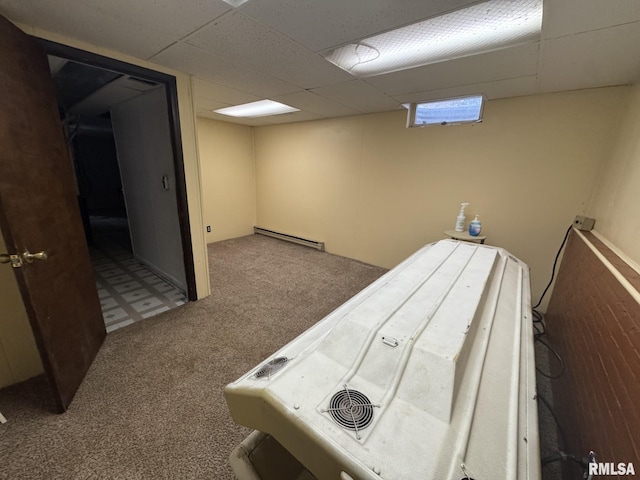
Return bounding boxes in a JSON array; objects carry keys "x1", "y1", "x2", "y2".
[{"x1": 2, "y1": 0, "x2": 640, "y2": 126}]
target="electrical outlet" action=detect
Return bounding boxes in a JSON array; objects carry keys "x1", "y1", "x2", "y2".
[
  {"x1": 206, "y1": 225, "x2": 211, "y2": 233},
  {"x1": 574, "y1": 215, "x2": 595, "y2": 231}
]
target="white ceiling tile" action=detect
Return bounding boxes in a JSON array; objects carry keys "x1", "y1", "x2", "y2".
[
  {"x1": 195, "y1": 96, "x2": 234, "y2": 113},
  {"x1": 271, "y1": 90, "x2": 362, "y2": 117},
  {"x1": 312, "y1": 80, "x2": 403, "y2": 113},
  {"x1": 542, "y1": 0, "x2": 640, "y2": 40},
  {"x1": 240, "y1": 0, "x2": 481, "y2": 52},
  {"x1": 197, "y1": 110, "x2": 273, "y2": 126},
  {"x1": 5, "y1": 0, "x2": 640, "y2": 126},
  {"x1": 538, "y1": 23, "x2": 640, "y2": 93},
  {"x1": 259, "y1": 111, "x2": 324, "y2": 124},
  {"x1": 396, "y1": 76, "x2": 539, "y2": 104},
  {"x1": 0, "y1": 0, "x2": 232, "y2": 59},
  {"x1": 184, "y1": 11, "x2": 352, "y2": 89},
  {"x1": 151, "y1": 42, "x2": 301, "y2": 98},
  {"x1": 193, "y1": 78, "x2": 261, "y2": 105},
  {"x1": 366, "y1": 43, "x2": 540, "y2": 96}
]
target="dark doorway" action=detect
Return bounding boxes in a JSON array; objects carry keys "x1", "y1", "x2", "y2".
[{"x1": 41, "y1": 40, "x2": 197, "y2": 329}]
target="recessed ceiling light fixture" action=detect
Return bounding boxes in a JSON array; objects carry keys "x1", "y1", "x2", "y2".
[
  {"x1": 221, "y1": 0, "x2": 251, "y2": 7},
  {"x1": 214, "y1": 100, "x2": 300, "y2": 118},
  {"x1": 323, "y1": 0, "x2": 542, "y2": 77}
]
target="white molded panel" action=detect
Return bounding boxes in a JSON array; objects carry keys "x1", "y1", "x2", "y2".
[{"x1": 226, "y1": 240, "x2": 539, "y2": 480}]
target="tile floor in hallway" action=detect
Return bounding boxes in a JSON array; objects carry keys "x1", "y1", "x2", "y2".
[{"x1": 90, "y1": 238, "x2": 187, "y2": 333}]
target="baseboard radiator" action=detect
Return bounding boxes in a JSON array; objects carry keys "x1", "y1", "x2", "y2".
[{"x1": 253, "y1": 226, "x2": 325, "y2": 251}]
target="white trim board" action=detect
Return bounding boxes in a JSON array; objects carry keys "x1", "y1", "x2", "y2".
[{"x1": 574, "y1": 228, "x2": 640, "y2": 306}]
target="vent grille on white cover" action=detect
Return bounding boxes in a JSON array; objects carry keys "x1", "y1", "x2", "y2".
[{"x1": 323, "y1": 385, "x2": 380, "y2": 439}]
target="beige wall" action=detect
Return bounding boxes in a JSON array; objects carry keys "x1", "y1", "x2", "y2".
[
  {"x1": 254, "y1": 87, "x2": 628, "y2": 305},
  {"x1": 588, "y1": 84, "x2": 640, "y2": 268},
  {"x1": 197, "y1": 118, "x2": 256, "y2": 242},
  {"x1": 0, "y1": 234, "x2": 43, "y2": 388}
]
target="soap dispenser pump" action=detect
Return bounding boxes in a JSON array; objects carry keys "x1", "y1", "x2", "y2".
[
  {"x1": 455, "y1": 203, "x2": 470, "y2": 232},
  {"x1": 469, "y1": 215, "x2": 482, "y2": 236}
]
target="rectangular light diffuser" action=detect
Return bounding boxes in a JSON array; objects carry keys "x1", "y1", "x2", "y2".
[
  {"x1": 214, "y1": 100, "x2": 299, "y2": 118},
  {"x1": 221, "y1": 0, "x2": 251, "y2": 7},
  {"x1": 324, "y1": 0, "x2": 542, "y2": 77}
]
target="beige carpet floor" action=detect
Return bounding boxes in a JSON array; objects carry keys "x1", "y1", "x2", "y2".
[
  {"x1": 0, "y1": 234, "x2": 562, "y2": 479},
  {"x1": 0, "y1": 234, "x2": 387, "y2": 479}
]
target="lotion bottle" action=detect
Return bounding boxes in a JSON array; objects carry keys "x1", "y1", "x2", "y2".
[
  {"x1": 469, "y1": 215, "x2": 482, "y2": 236},
  {"x1": 455, "y1": 203, "x2": 470, "y2": 232}
]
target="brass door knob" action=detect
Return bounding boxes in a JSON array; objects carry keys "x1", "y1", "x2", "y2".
[{"x1": 22, "y1": 250, "x2": 48, "y2": 263}]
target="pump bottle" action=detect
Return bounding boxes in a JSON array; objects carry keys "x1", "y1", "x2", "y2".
[
  {"x1": 455, "y1": 203, "x2": 470, "y2": 232},
  {"x1": 469, "y1": 215, "x2": 482, "y2": 236}
]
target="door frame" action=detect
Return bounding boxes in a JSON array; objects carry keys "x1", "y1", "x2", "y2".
[{"x1": 38, "y1": 38, "x2": 197, "y2": 301}]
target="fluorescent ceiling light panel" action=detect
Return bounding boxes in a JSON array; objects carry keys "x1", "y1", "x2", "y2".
[
  {"x1": 221, "y1": 0, "x2": 251, "y2": 7},
  {"x1": 324, "y1": 0, "x2": 542, "y2": 77},
  {"x1": 214, "y1": 100, "x2": 299, "y2": 118}
]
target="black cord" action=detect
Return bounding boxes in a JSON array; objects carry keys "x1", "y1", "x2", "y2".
[
  {"x1": 533, "y1": 224, "x2": 573, "y2": 309},
  {"x1": 535, "y1": 337, "x2": 565, "y2": 379},
  {"x1": 533, "y1": 321, "x2": 543, "y2": 337},
  {"x1": 532, "y1": 309, "x2": 547, "y2": 339},
  {"x1": 532, "y1": 309, "x2": 544, "y2": 323}
]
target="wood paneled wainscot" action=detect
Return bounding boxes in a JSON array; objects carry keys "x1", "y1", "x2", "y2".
[{"x1": 546, "y1": 229, "x2": 640, "y2": 477}]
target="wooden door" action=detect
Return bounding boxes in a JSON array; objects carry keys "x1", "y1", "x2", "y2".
[{"x1": 0, "y1": 16, "x2": 105, "y2": 412}]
